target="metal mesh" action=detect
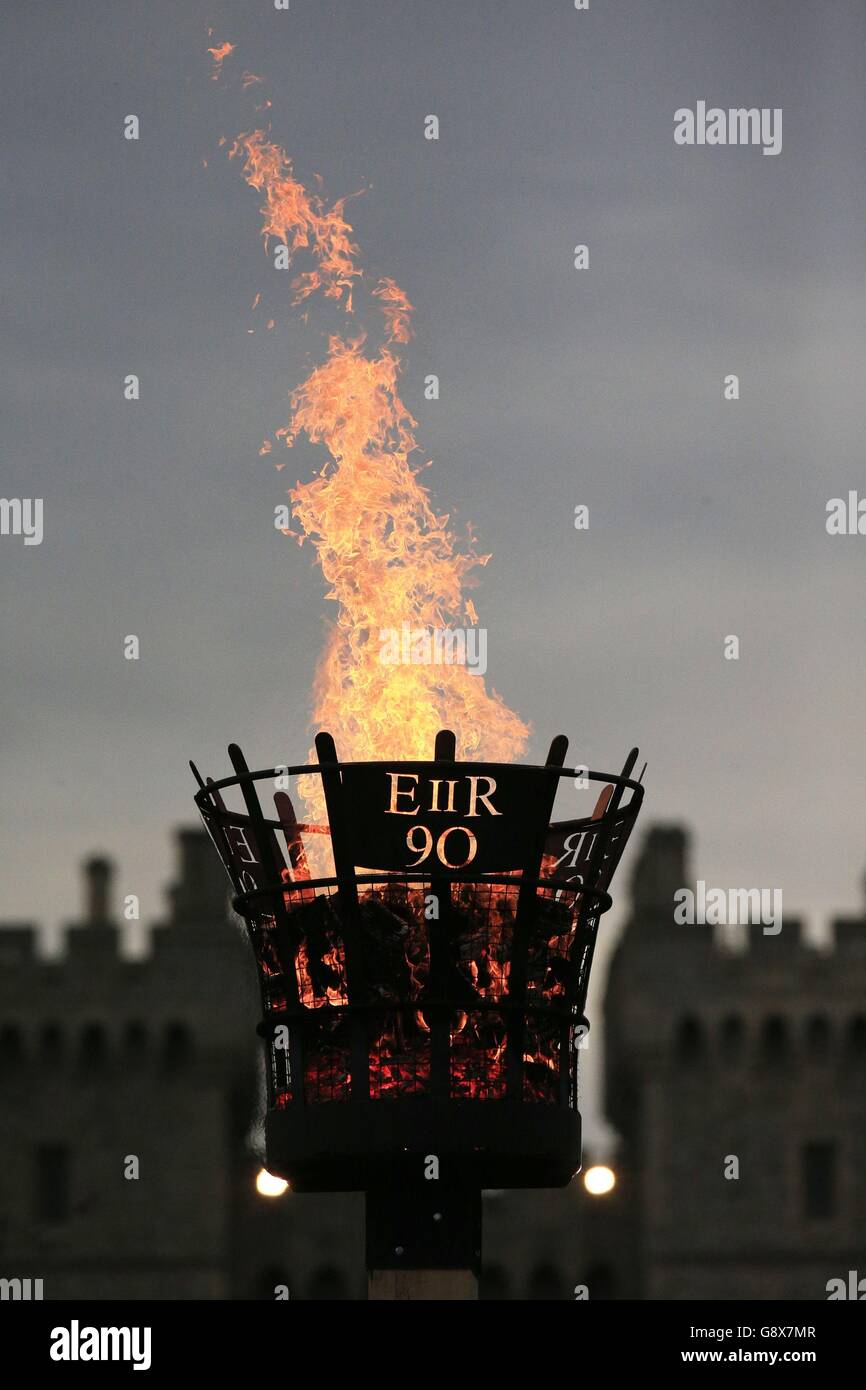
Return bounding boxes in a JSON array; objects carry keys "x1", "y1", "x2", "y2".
[{"x1": 249, "y1": 875, "x2": 589, "y2": 1109}]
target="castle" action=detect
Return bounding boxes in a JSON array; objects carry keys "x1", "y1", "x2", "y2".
[
  {"x1": 0, "y1": 834, "x2": 364, "y2": 1300},
  {"x1": 1, "y1": 825, "x2": 863, "y2": 1299},
  {"x1": 603, "y1": 826, "x2": 866, "y2": 1300}
]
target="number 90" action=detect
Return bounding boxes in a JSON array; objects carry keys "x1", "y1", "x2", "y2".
[{"x1": 406, "y1": 823, "x2": 478, "y2": 869}]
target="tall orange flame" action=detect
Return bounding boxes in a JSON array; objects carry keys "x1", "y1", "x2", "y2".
[{"x1": 228, "y1": 108, "x2": 528, "y2": 835}]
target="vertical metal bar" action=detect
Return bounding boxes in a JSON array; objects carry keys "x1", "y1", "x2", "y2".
[
  {"x1": 227, "y1": 744, "x2": 305, "y2": 1108},
  {"x1": 273, "y1": 790, "x2": 312, "y2": 881},
  {"x1": 573, "y1": 748, "x2": 639, "y2": 1012},
  {"x1": 557, "y1": 779, "x2": 615, "y2": 1107},
  {"x1": 505, "y1": 734, "x2": 568, "y2": 1101},
  {"x1": 314, "y1": 731, "x2": 370, "y2": 1102},
  {"x1": 197, "y1": 770, "x2": 284, "y2": 1112},
  {"x1": 429, "y1": 729, "x2": 457, "y2": 1100},
  {"x1": 188, "y1": 759, "x2": 206, "y2": 790}
]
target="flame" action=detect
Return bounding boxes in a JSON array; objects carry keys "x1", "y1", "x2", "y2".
[
  {"x1": 207, "y1": 41, "x2": 235, "y2": 80},
  {"x1": 286, "y1": 333, "x2": 528, "y2": 805},
  {"x1": 372, "y1": 277, "x2": 414, "y2": 344},
  {"x1": 230, "y1": 130, "x2": 362, "y2": 310},
  {"x1": 227, "y1": 99, "x2": 527, "y2": 864}
]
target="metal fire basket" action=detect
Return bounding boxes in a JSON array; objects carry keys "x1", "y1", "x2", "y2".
[{"x1": 191, "y1": 730, "x2": 643, "y2": 1204}]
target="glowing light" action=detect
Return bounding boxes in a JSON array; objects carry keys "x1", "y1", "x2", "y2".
[
  {"x1": 256, "y1": 1168, "x2": 289, "y2": 1198},
  {"x1": 583, "y1": 1165, "x2": 616, "y2": 1196}
]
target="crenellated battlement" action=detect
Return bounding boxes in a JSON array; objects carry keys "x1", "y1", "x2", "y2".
[
  {"x1": 0, "y1": 830, "x2": 255, "y2": 1086},
  {"x1": 606, "y1": 824, "x2": 866, "y2": 1080},
  {"x1": 617, "y1": 822, "x2": 866, "y2": 967},
  {"x1": 0, "y1": 925, "x2": 38, "y2": 967}
]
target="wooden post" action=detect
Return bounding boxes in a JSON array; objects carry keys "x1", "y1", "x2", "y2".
[{"x1": 368, "y1": 1269, "x2": 478, "y2": 1300}]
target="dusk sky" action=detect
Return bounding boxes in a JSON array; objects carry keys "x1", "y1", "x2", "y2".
[{"x1": 3, "y1": 1, "x2": 865, "y2": 1137}]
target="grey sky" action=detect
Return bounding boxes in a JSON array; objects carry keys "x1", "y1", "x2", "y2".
[{"x1": 2, "y1": 1, "x2": 865, "y2": 1141}]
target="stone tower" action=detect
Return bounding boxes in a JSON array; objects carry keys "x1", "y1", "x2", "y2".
[
  {"x1": 605, "y1": 826, "x2": 866, "y2": 1299},
  {"x1": 0, "y1": 829, "x2": 368, "y2": 1300}
]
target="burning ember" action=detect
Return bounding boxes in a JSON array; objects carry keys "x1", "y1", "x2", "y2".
[{"x1": 268, "y1": 873, "x2": 578, "y2": 1107}]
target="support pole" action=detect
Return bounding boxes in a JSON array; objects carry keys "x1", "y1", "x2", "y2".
[{"x1": 365, "y1": 1180, "x2": 481, "y2": 1301}]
